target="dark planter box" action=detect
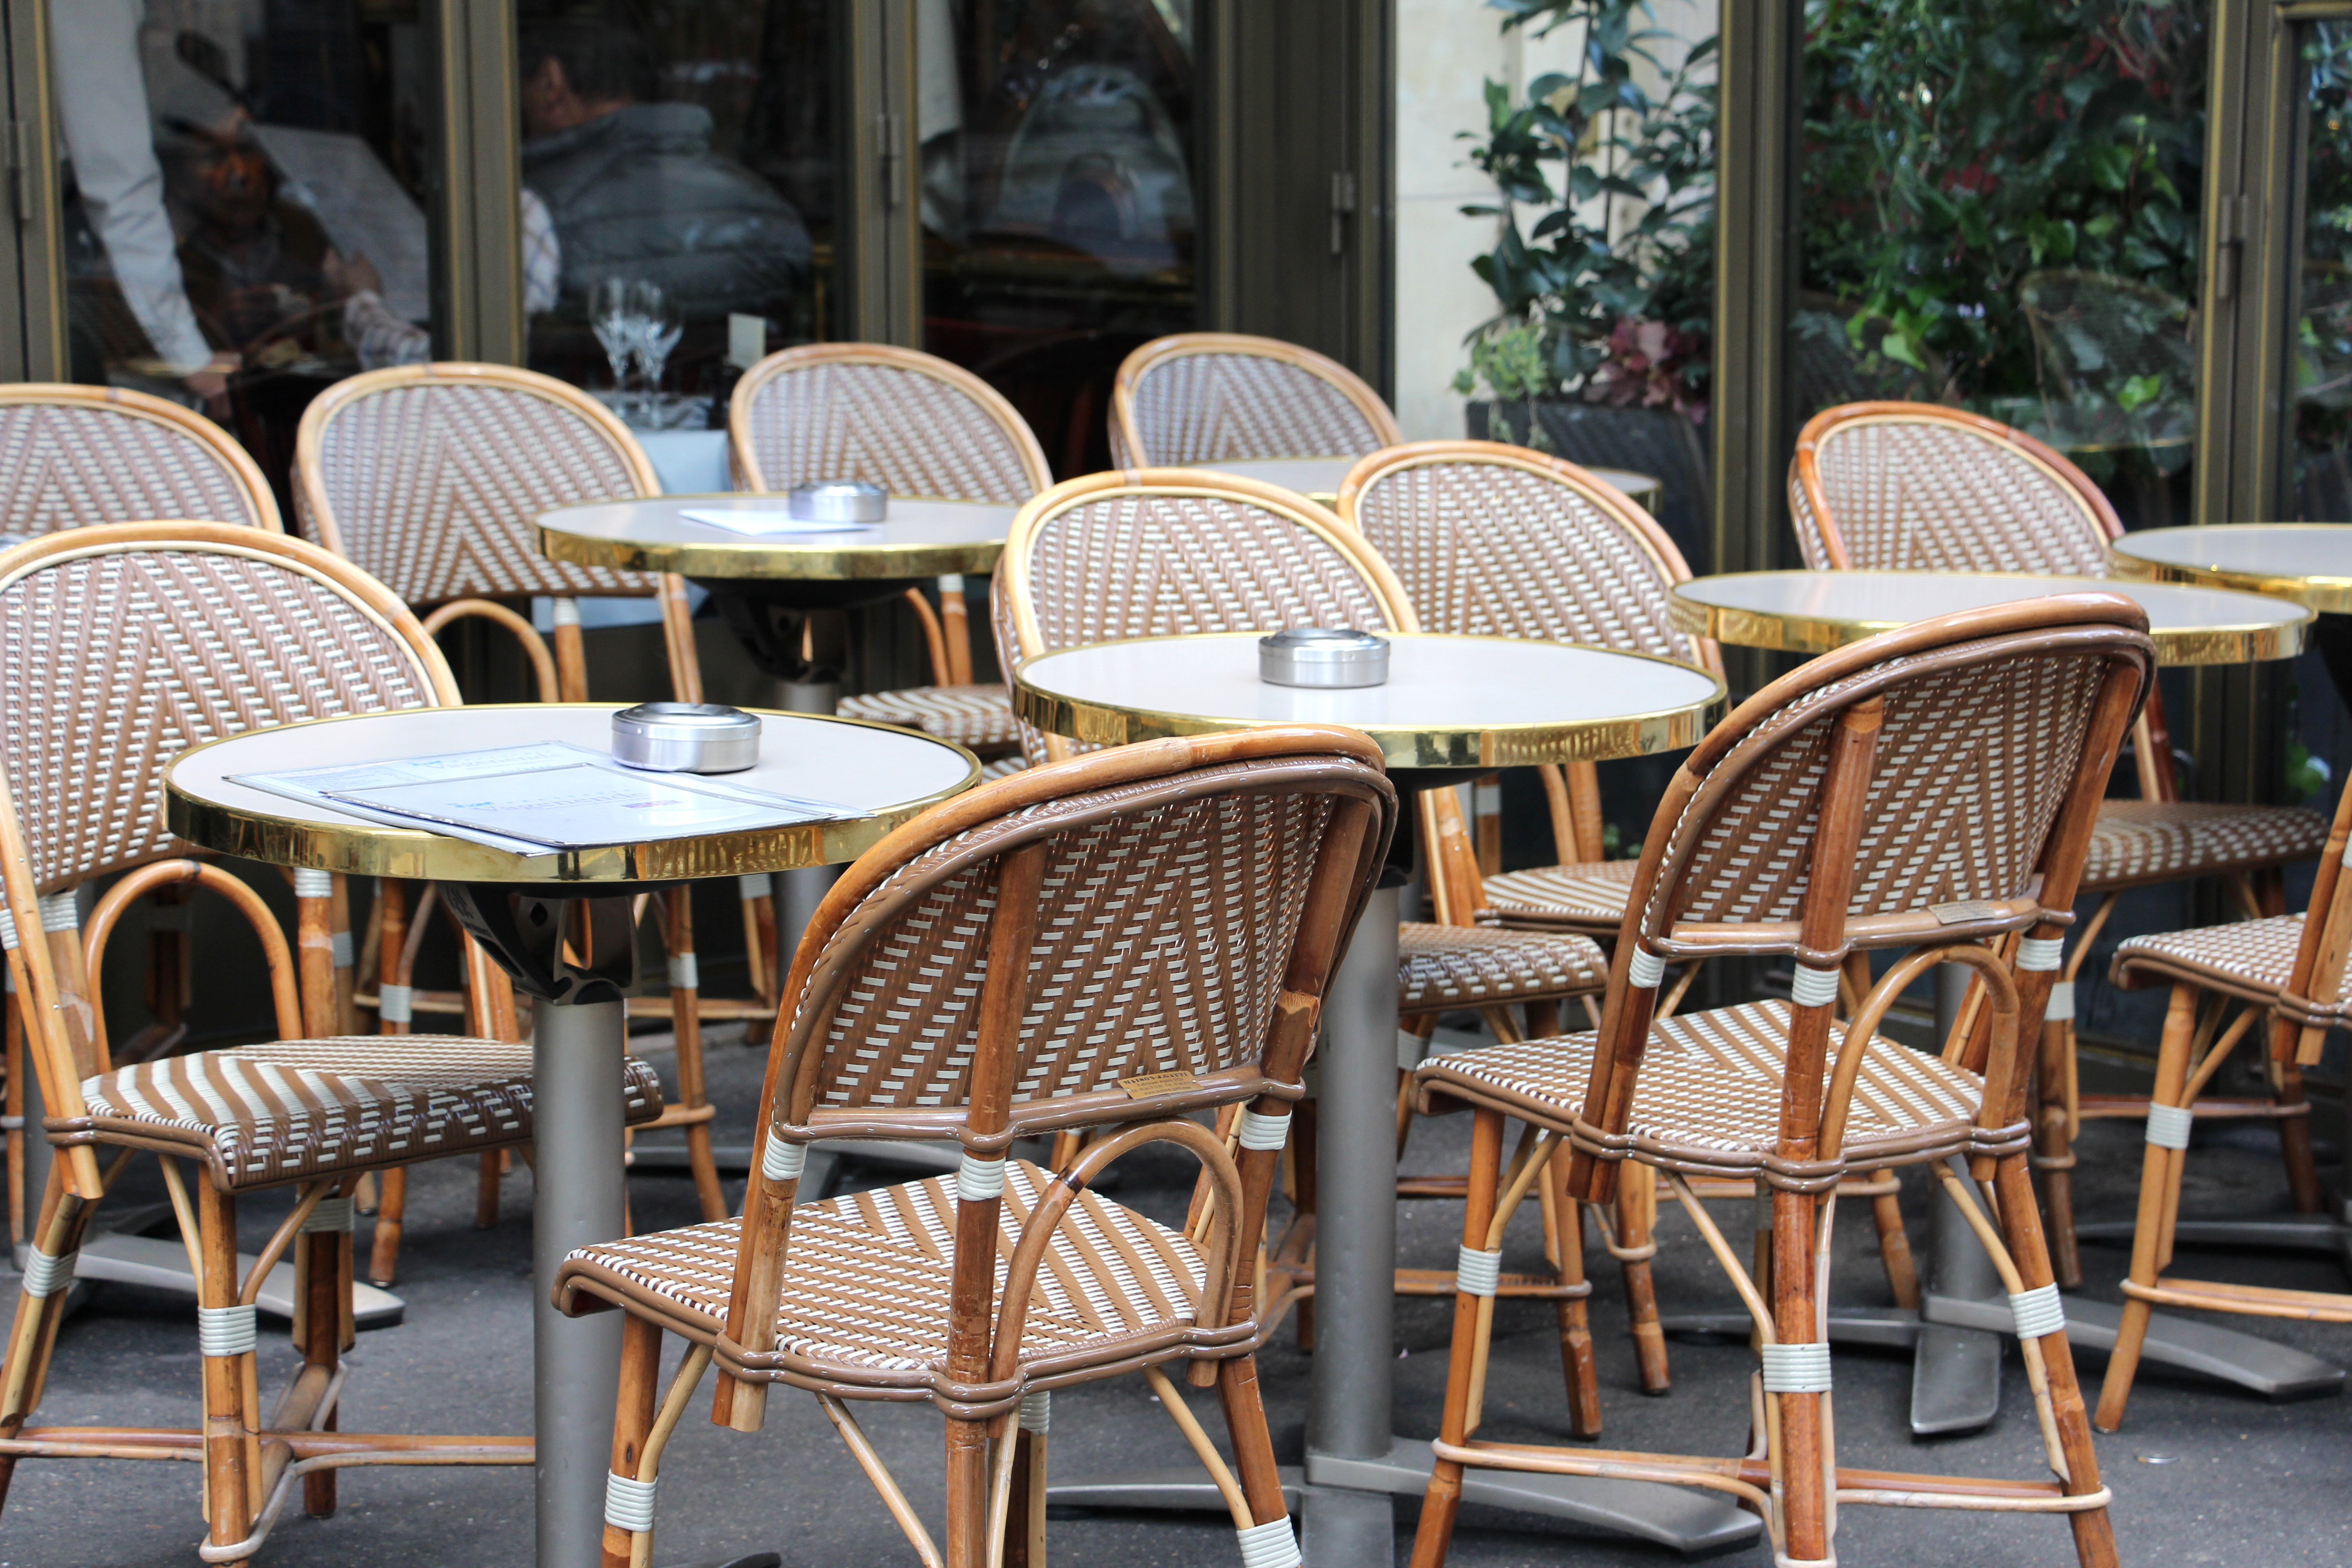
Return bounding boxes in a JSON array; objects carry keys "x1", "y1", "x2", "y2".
[{"x1": 1468, "y1": 398, "x2": 1712, "y2": 574}]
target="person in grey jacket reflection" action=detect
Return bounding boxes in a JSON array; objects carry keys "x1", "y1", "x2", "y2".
[{"x1": 518, "y1": 16, "x2": 809, "y2": 319}]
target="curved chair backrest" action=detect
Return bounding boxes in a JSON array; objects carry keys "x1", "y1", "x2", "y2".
[
  {"x1": 729, "y1": 343, "x2": 1053, "y2": 502},
  {"x1": 720, "y1": 728, "x2": 1395, "y2": 1411},
  {"x1": 1788, "y1": 401, "x2": 2118, "y2": 574},
  {"x1": 1339, "y1": 439, "x2": 1723, "y2": 677},
  {"x1": 1110, "y1": 333, "x2": 1401, "y2": 467},
  {"x1": 1571, "y1": 596, "x2": 2153, "y2": 1195},
  {"x1": 294, "y1": 363, "x2": 663, "y2": 606},
  {"x1": 994, "y1": 470, "x2": 1417, "y2": 764},
  {"x1": 0, "y1": 523, "x2": 458, "y2": 1126},
  {"x1": 0, "y1": 384, "x2": 279, "y2": 533}
]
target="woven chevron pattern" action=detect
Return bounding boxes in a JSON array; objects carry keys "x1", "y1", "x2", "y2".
[
  {"x1": 0, "y1": 399, "x2": 271, "y2": 533},
  {"x1": 838, "y1": 683, "x2": 1019, "y2": 749},
  {"x1": 1648, "y1": 651, "x2": 2108, "y2": 933},
  {"x1": 2113, "y1": 913, "x2": 2349, "y2": 1020},
  {"x1": 1397, "y1": 922, "x2": 1608, "y2": 1010},
  {"x1": 1117, "y1": 353, "x2": 1389, "y2": 466},
  {"x1": 1417, "y1": 1000, "x2": 2016, "y2": 1174},
  {"x1": 78, "y1": 1039, "x2": 664, "y2": 1188},
  {"x1": 299, "y1": 381, "x2": 653, "y2": 603},
  {"x1": 1478, "y1": 860, "x2": 1640, "y2": 930},
  {"x1": 2083, "y1": 800, "x2": 2329, "y2": 891},
  {"x1": 561, "y1": 1161, "x2": 1204, "y2": 1372},
  {"x1": 736, "y1": 360, "x2": 1046, "y2": 502},
  {"x1": 0, "y1": 548, "x2": 438, "y2": 891},
  {"x1": 1795, "y1": 416, "x2": 2111, "y2": 573},
  {"x1": 801, "y1": 784, "x2": 1333, "y2": 1109},
  {"x1": 1349, "y1": 458, "x2": 1704, "y2": 664}
]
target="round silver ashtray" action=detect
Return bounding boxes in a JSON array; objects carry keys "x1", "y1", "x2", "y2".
[
  {"x1": 788, "y1": 480, "x2": 887, "y2": 523},
  {"x1": 1259, "y1": 627, "x2": 1390, "y2": 689},
  {"x1": 611, "y1": 703, "x2": 763, "y2": 774}
]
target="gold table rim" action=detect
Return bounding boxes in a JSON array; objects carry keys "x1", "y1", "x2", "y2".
[
  {"x1": 1668, "y1": 569, "x2": 2312, "y2": 666},
  {"x1": 1010, "y1": 631, "x2": 1726, "y2": 769},
  {"x1": 536, "y1": 491, "x2": 1014, "y2": 580},
  {"x1": 2107, "y1": 524, "x2": 2352, "y2": 614},
  {"x1": 164, "y1": 702, "x2": 981, "y2": 883}
]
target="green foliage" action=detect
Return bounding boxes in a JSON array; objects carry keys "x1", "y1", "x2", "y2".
[{"x1": 2295, "y1": 21, "x2": 2352, "y2": 469}]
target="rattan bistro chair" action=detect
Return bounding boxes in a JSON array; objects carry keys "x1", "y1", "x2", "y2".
[
  {"x1": 294, "y1": 363, "x2": 735, "y2": 1266},
  {"x1": 0, "y1": 383, "x2": 279, "y2": 534},
  {"x1": 557, "y1": 727, "x2": 1396, "y2": 1568},
  {"x1": 1407, "y1": 595, "x2": 2151, "y2": 1568},
  {"x1": 1791, "y1": 401, "x2": 2332, "y2": 1284},
  {"x1": 1108, "y1": 332, "x2": 1401, "y2": 468},
  {"x1": 728, "y1": 343, "x2": 1052, "y2": 758},
  {"x1": 2093, "y1": 764, "x2": 2352, "y2": 1429},
  {"x1": 0, "y1": 523, "x2": 665, "y2": 1562}
]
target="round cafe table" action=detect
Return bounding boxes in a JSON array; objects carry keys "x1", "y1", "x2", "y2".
[
  {"x1": 2108, "y1": 523, "x2": 2352, "y2": 703},
  {"x1": 1014, "y1": 633, "x2": 1750, "y2": 1563},
  {"x1": 1192, "y1": 456, "x2": 1666, "y2": 513},
  {"x1": 165, "y1": 703, "x2": 976, "y2": 1568}
]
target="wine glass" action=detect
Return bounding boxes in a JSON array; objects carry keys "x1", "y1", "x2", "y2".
[
  {"x1": 629, "y1": 281, "x2": 684, "y2": 426},
  {"x1": 588, "y1": 277, "x2": 638, "y2": 418}
]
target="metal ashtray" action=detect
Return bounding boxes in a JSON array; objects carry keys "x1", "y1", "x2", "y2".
[
  {"x1": 611, "y1": 703, "x2": 763, "y2": 774},
  {"x1": 788, "y1": 480, "x2": 887, "y2": 523},
  {"x1": 1259, "y1": 627, "x2": 1390, "y2": 689}
]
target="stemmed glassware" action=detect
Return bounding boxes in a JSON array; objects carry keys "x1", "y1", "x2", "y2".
[
  {"x1": 630, "y1": 282, "x2": 684, "y2": 427},
  {"x1": 588, "y1": 277, "x2": 638, "y2": 421}
]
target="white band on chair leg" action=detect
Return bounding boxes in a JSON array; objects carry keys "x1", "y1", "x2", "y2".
[
  {"x1": 331, "y1": 930, "x2": 353, "y2": 968},
  {"x1": 1627, "y1": 947, "x2": 1666, "y2": 990},
  {"x1": 1760, "y1": 1342, "x2": 1833, "y2": 1393},
  {"x1": 38, "y1": 891, "x2": 79, "y2": 932},
  {"x1": 2009, "y1": 1283, "x2": 2066, "y2": 1339},
  {"x1": 1455, "y1": 1245, "x2": 1503, "y2": 1298},
  {"x1": 2145, "y1": 1103, "x2": 2193, "y2": 1150},
  {"x1": 2044, "y1": 980, "x2": 2075, "y2": 1022},
  {"x1": 604, "y1": 1470, "x2": 658, "y2": 1532},
  {"x1": 957, "y1": 1153, "x2": 1007, "y2": 1202},
  {"x1": 378, "y1": 984, "x2": 414, "y2": 1024},
  {"x1": 551, "y1": 597, "x2": 583, "y2": 629},
  {"x1": 0, "y1": 905, "x2": 16, "y2": 949},
  {"x1": 1789, "y1": 963, "x2": 1841, "y2": 1009},
  {"x1": 1236, "y1": 1108, "x2": 1290, "y2": 1151},
  {"x1": 667, "y1": 952, "x2": 699, "y2": 991},
  {"x1": 197, "y1": 1304, "x2": 258, "y2": 1357},
  {"x1": 2016, "y1": 937, "x2": 2064, "y2": 972},
  {"x1": 1235, "y1": 1517, "x2": 1301, "y2": 1568},
  {"x1": 292, "y1": 868, "x2": 334, "y2": 900},
  {"x1": 761, "y1": 1137, "x2": 808, "y2": 1183},
  {"x1": 21, "y1": 1246, "x2": 77, "y2": 1298},
  {"x1": 1018, "y1": 1389, "x2": 1051, "y2": 1433},
  {"x1": 738, "y1": 872, "x2": 773, "y2": 898},
  {"x1": 301, "y1": 1198, "x2": 354, "y2": 1234}
]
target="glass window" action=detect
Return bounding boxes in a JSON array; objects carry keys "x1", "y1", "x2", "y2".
[
  {"x1": 916, "y1": 0, "x2": 1200, "y2": 476},
  {"x1": 2293, "y1": 18, "x2": 2352, "y2": 520},
  {"x1": 517, "y1": 1, "x2": 838, "y2": 435},
  {"x1": 1791, "y1": 0, "x2": 2208, "y2": 532},
  {"x1": 56, "y1": 0, "x2": 433, "y2": 501}
]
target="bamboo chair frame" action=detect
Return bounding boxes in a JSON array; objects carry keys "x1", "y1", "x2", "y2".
[
  {"x1": 1109, "y1": 331, "x2": 1402, "y2": 469},
  {"x1": 1406, "y1": 596, "x2": 2153, "y2": 1568},
  {"x1": 294, "y1": 363, "x2": 740, "y2": 1262},
  {"x1": 1790, "y1": 399, "x2": 2328, "y2": 1284},
  {"x1": 0, "y1": 382, "x2": 281, "y2": 534},
  {"x1": 2092, "y1": 763, "x2": 2352, "y2": 1428},
  {"x1": 0, "y1": 524, "x2": 665, "y2": 1560},
  {"x1": 556, "y1": 729, "x2": 1397, "y2": 1568}
]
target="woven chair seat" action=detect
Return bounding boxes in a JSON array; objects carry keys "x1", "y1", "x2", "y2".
[
  {"x1": 1475, "y1": 860, "x2": 1640, "y2": 930},
  {"x1": 1398, "y1": 922, "x2": 1607, "y2": 1011},
  {"x1": 558, "y1": 1160, "x2": 1223, "y2": 1393},
  {"x1": 2082, "y1": 801, "x2": 2328, "y2": 891},
  {"x1": 2112, "y1": 912, "x2": 2347, "y2": 1026},
  {"x1": 66, "y1": 1039, "x2": 665, "y2": 1190},
  {"x1": 1414, "y1": 1000, "x2": 2027, "y2": 1186},
  {"x1": 837, "y1": 683, "x2": 1019, "y2": 750}
]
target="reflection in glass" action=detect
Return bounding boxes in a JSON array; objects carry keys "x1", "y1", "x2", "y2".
[
  {"x1": 1792, "y1": 0, "x2": 2207, "y2": 529},
  {"x1": 56, "y1": 0, "x2": 431, "y2": 497},
  {"x1": 2295, "y1": 20, "x2": 2352, "y2": 519},
  {"x1": 518, "y1": 2, "x2": 835, "y2": 434},
  {"x1": 919, "y1": 0, "x2": 1198, "y2": 475}
]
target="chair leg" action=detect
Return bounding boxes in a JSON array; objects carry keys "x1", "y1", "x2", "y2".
[
  {"x1": 602, "y1": 1314, "x2": 664, "y2": 1568},
  {"x1": 0, "y1": 1164, "x2": 92, "y2": 1515},
  {"x1": 1216, "y1": 1353, "x2": 1298, "y2": 1565},
  {"x1": 366, "y1": 1166, "x2": 407, "y2": 1287},
  {"x1": 944, "y1": 1411, "x2": 992, "y2": 1568},
  {"x1": 1541, "y1": 1142, "x2": 1601, "y2": 1436},
  {"x1": 1408, "y1": 1106, "x2": 1504, "y2": 1568},
  {"x1": 1615, "y1": 1161, "x2": 1671, "y2": 1394},
  {"x1": 1769, "y1": 1186, "x2": 1830, "y2": 1567},
  {"x1": 1003, "y1": 1417, "x2": 1048, "y2": 1568},
  {"x1": 663, "y1": 888, "x2": 728, "y2": 1221},
  {"x1": 199, "y1": 1181, "x2": 258, "y2": 1559},
  {"x1": 477, "y1": 1152, "x2": 504, "y2": 1228},
  {"x1": 298, "y1": 1212, "x2": 348, "y2": 1518},
  {"x1": 2097, "y1": 984, "x2": 2196, "y2": 1432},
  {"x1": 1867, "y1": 1167, "x2": 1919, "y2": 1308},
  {"x1": 1290, "y1": 1098, "x2": 1318, "y2": 1352},
  {"x1": 2275, "y1": 1057, "x2": 2324, "y2": 1215},
  {"x1": 2037, "y1": 1012, "x2": 2084, "y2": 1289}
]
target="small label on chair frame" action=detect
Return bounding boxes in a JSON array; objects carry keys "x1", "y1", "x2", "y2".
[
  {"x1": 1118, "y1": 1068, "x2": 1204, "y2": 1099},
  {"x1": 1929, "y1": 900, "x2": 2001, "y2": 926}
]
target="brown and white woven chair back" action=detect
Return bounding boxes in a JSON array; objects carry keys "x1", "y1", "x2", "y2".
[
  {"x1": 1110, "y1": 332, "x2": 1401, "y2": 467},
  {"x1": 294, "y1": 363, "x2": 660, "y2": 606},
  {"x1": 0, "y1": 385, "x2": 279, "y2": 534},
  {"x1": 1340, "y1": 439, "x2": 1720, "y2": 674},
  {"x1": 1788, "y1": 401, "x2": 2117, "y2": 574},
  {"x1": 995, "y1": 470, "x2": 1417, "y2": 763},
  {"x1": 729, "y1": 343, "x2": 1052, "y2": 501},
  {"x1": 0, "y1": 524, "x2": 453, "y2": 901}
]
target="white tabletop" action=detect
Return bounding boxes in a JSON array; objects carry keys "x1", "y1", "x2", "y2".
[
  {"x1": 166, "y1": 704, "x2": 978, "y2": 883},
  {"x1": 536, "y1": 493, "x2": 1021, "y2": 579},
  {"x1": 1192, "y1": 456, "x2": 1664, "y2": 505},
  {"x1": 1671, "y1": 570, "x2": 2310, "y2": 666},
  {"x1": 2108, "y1": 524, "x2": 2352, "y2": 612},
  {"x1": 1013, "y1": 632, "x2": 1723, "y2": 770}
]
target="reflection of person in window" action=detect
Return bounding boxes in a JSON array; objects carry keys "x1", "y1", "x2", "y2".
[
  {"x1": 517, "y1": 18, "x2": 810, "y2": 318},
  {"x1": 338, "y1": 189, "x2": 561, "y2": 370},
  {"x1": 161, "y1": 109, "x2": 350, "y2": 371}
]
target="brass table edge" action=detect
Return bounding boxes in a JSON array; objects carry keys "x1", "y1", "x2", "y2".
[
  {"x1": 537, "y1": 522, "x2": 1006, "y2": 581},
  {"x1": 2108, "y1": 534, "x2": 2352, "y2": 615}
]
